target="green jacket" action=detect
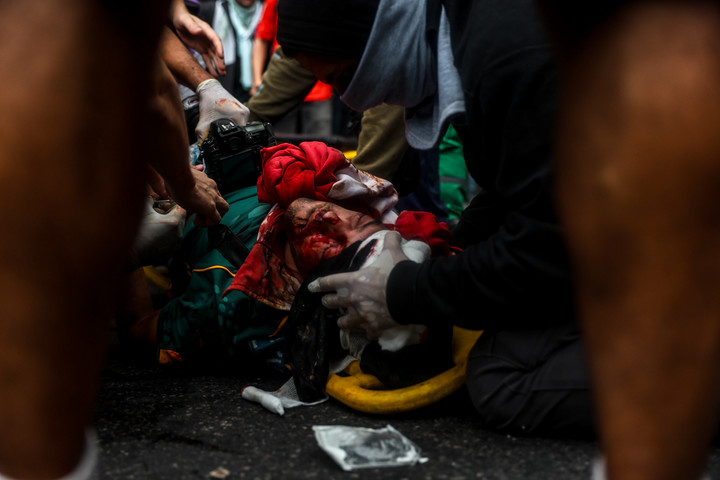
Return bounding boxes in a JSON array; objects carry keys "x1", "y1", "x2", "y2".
[{"x1": 157, "y1": 186, "x2": 286, "y2": 369}]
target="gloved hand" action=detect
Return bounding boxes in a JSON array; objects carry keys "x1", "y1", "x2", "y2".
[
  {"x1": 195, "y1": 79, "x2": 249, "y2": 143},
  {"x1": 129, "y1": 196, "x2": 187, "y2": 267},
  {"x1": 308, "y1": 231, "x2": 408, "y2": 340}
]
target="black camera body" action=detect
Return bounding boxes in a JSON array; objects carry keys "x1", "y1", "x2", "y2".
[
  {"x1": 200, "y1": 119, "x2": 276, "y2": 195},
  {"x1": 182, "y1": 93, "x2": 201, "y2": 145}
]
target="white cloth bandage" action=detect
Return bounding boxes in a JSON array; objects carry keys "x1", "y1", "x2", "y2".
[
  {"x1": 241, "y1": 382, "x2": 327, "y2": 416},
  {"x1": 130, "y1": 196, "x2": 187, "y2": 267}
]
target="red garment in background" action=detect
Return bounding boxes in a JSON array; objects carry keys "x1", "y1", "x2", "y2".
[{"x1": 256, "y1": 0, "x2": 332, "y2": 103}]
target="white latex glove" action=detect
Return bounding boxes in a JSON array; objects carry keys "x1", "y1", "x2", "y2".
[
  {"x1": 308, "y1": 231, "x2": 408, "y2": 340},
  {"x1": 130, "y1": 196, "x2": 187, "y2": 267},
  {"x1": 195, "y1": 79, "x2": 249, "y2": 142}
]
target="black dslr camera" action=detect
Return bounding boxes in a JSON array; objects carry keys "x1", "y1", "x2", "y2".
[{"x1": 200, "y1": 119, "x2": 276, "y2": 195}]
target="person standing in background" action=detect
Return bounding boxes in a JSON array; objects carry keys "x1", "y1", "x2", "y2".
[
  {"x1": 250, "y1": 0, "x2": 333, "y2": 137},
  {"x1": 194, "y1": 0, "x2": 263, "y2": 103}
]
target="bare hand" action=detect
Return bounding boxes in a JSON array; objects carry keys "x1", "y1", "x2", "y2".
[
  {"x1": 165, "y1": 168, "x2": 229, "y2": 227},
  {"x1": 173, "y1": 12, "x2": 226, "y2": 77},
  {"x1": 146, "y1": 166, "x2": 170, "y2": 199}
]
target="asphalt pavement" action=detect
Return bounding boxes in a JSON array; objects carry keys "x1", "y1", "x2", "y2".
[{"x1": 91, "y1": 347, "x2": 720, "y2": 480}]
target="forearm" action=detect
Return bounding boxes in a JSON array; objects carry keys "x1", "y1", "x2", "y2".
[
  {"x1": 251, "y1": 38, "x2": 270, "y2": 91},
  {"x1": 168, "y1": 0, "x2": 189, "y2": 25},
  {"x1": 144, "y1": 63, "x2": 229, "y2": 226},
  {"x1": 146, "y1": 56, "x2": 195, "y2": 189},
  {"x1": 159, "y1": 26, "x2": 213, "y2": 91},
  {"x1": 387, "y1": 219, "x2": 574, "y2": 331}
]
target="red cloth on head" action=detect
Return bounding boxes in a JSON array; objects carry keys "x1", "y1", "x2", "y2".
[{"x1": 256, "y1": 142, "x2": 350, "y2": 207}]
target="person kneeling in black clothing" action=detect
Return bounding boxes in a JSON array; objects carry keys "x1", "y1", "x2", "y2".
[{"x1": 277, "y1": 0, "x2": 594, "y2": 438}]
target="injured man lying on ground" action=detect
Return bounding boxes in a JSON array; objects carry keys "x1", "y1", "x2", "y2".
[{"x1": 120, "y1": 141, "x2": 459, "y2": 405}]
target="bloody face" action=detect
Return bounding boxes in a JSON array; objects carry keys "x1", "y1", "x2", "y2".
[{"x1": 284, "y1": 198, "x2": 386, "y2": 275}]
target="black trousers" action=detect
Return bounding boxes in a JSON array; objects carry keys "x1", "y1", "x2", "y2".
[{"x1": 466, "y1": 323, "x2": 595, "y2": 438}]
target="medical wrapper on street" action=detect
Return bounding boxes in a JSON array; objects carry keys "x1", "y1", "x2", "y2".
[{"x1": 312, "y1": 424, "x2": 428, "y2": 471}]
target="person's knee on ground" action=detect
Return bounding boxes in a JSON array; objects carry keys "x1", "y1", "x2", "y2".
[{"x1": 466, "y1": 326, "x2": 594, "y2": 438}]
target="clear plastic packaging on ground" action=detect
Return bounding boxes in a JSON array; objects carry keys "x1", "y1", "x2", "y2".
[{"x1": 313, "y1": 424, "x2": 428, "y2": 471}]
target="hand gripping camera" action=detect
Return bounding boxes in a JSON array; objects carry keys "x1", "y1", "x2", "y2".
[{"x1": 200, "y1": 119, "x2": 276, "y2": 195}]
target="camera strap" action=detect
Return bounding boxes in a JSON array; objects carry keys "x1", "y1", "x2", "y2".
[{"x1": 207, "y1": 223, "x2": 252, "y2": 270}]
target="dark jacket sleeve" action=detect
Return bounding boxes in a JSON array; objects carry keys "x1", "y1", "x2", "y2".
[
  {"x1": 387, "y1": 0, "x2": 576, "y2": 331},
  {"x1": 387, "y1": 201, "x2": 575, "y2": 331}
]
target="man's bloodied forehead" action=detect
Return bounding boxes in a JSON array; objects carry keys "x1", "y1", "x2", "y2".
[{"x1": 285, "y1": 198, "x2": 326, "y2": 229}]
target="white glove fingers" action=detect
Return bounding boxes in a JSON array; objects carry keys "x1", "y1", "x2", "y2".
[
  {"x1": 384, "y1": 230, "x2": 404, "y2": 251},
  {"x1": 308, "y1": 272, "x2": 354, "y2": 294},
  {"x1": 320, "y1": 293, "x2": 348, "y2": 310},
  {"x1": 337, "y1": 310, "x2": 364, "y2": 331}
]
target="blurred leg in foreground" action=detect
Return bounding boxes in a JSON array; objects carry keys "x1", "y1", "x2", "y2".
[
  {"x1": 0, "y1": 1, "x2": 170, "y2": 478},
  {"x1": 545, "y1": 2, "x2": 720, "y2": 479}
]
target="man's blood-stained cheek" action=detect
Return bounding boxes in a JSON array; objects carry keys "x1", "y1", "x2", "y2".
[{"x1": 294, "y1": 233, "x2": 346, "y2": 274}]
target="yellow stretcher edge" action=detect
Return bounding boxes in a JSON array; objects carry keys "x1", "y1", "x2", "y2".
[{"x1": 326, "y1": 327, "x2": 482, "y2": 414}]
